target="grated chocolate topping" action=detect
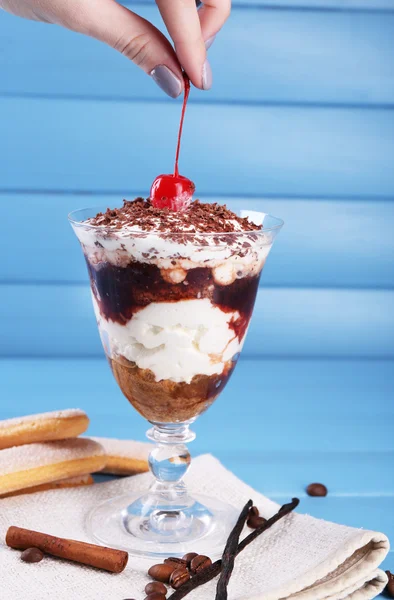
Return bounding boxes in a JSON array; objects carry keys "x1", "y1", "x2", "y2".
[{"x1": 87, "y1": 198, "x2": 262, "y2": 234}]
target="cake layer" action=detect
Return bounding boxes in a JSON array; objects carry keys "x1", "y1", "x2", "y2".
[{"x1": 110, "y1": 355, "x2": 236, "y2": 423}]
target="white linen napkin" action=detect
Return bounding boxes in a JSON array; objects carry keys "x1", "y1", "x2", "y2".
[{"x1": 0, "y1": 454, "x2": 389, "y2": 600}]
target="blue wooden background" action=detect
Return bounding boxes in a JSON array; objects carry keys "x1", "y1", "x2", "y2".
[{"x1": 0, "y1": 0, "x2": 393, "y2": 590}]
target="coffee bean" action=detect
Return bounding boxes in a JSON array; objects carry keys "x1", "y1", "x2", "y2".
[
  {"x1": 148, "y1": 563, "x2": 175, "y2": 583},
  {"x1": 386, "y1": 571, "x2": 394, "y2": 598},
  {"x1": 21, "y1": 547, "x2": 44, "y2": 563},
  {"x1": 144, "y1": 594, "x2": 166, "y2": 600},
  {"x1": 145, "y1": 582, "x2": 167, "y2": 595},
  {"x1": 249, "y1": 506, "x2": 259, "y2": 517},
  {"x1": 190, "y1": 555, "x2": 212, "y2": 574},
  {"x1": 170, "y1": 567, "x2": 190, "y2": 589},
  {"x1": 164, "y1": 560, "x2": 185, "y2": 571},
  {"x1": 182, "y1": 552, "x2": 198, "y2": 566},
  {"x1": 164, "y1": 557, "x2": 187, "y2": 570},
  {"x1": 165, "y1": 557, "x2": 187, "y2": 566},
  {"x1": 306, "y1": 483, "x2": 328, "y2": 497},
  {"x1": 247, "y1": 514, "x2": 267, "y2": 529}
]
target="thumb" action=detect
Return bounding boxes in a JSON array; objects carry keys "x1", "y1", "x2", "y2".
[{"x1": 74, "y1": 0, "x2": 184, "y2": 98}]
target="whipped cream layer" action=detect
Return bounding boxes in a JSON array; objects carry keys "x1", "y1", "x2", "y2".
[
  {"x1": 75, "y1": 217, "x2": 272, "y2": 285},
  {"x1": 93, "y1": 296, "x2": 242, "y2": 384}
]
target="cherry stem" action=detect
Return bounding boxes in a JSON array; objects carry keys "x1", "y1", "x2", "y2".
[{"x1": 174, "y1": 73, "x2": 191, "y2": 178}]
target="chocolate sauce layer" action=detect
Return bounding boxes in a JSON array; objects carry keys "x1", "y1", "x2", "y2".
[{"x1": 87, "y1": 259, "x2": 261, "y2": 341}]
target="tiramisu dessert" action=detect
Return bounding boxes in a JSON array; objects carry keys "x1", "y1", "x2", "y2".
[
  {"x1": 70, "y1": 76, "x2": 283, "y2": 556},
  {"x1": 71, "y1": 77, "x2": 281, "y2": 424},
  {"x1": 72, "y1": 198, "x2": 275, "y2": 424}
]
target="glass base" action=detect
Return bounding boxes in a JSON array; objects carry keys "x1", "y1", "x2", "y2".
[{"x1": 86, "y1": 491, "x2": 239, "y2": 559}]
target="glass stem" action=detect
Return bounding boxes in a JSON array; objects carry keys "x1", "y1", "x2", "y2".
[{"x1": 145, "y1": 424, "x2": 196, "y2": 534}]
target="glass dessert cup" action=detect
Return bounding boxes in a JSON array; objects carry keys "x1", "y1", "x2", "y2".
[{"x1": 69, "y1": 204, "x2": 283, "y2": 559}]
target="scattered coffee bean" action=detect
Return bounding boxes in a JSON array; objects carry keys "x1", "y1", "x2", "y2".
[
  {"x1": 386, "y1": 571, "x2": 394, "y2": 598},
  {"x1": 182, "y1": 552, "x2": 198, "y2": 566},
  {"x1": 249, "y1": 506, "x2": 259, "y2": 517},
  {"x1": 170, "y1": 567, "x2": 191, "y2": 589},
  {"x1": 164, "y1": 557, "x2": 187, "y2": 570},
  {"x1": 306, "y1": 483, "x2": 328, "y2": 497},
  {"x1": 144, "y1": 594, "x2": 166, "y2": 600},
  {"x1": 145, "y1": 582, "x2": 167, "y2": 595},
  {"x1": 247, "y1": 514, "x2": 267, "y2": 529},
  {"x1": 20, "y1": 547, "x2": 44, "y2": 563},
  {"x1": 164, "y1": 560, "x2": 185, "y2": 571},
  {"x1": 165, "y1": 557, "x2": 187, "y2": 566},
  {"x1": 148, "y1": 563, "x2": 175, "y2": 583},
  {"x1": 189, "y1": 554, "x2": 212, "y2": 574}
]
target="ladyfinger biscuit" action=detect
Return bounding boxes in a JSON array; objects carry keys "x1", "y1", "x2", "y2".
[
  {"x1": 90, "y1": 437, "x2": 152, "y2": 475},
  {"x1": 0, "y1": 439, "x2": 105, "y2": 495},
  {"x1": 1, "y1": 474, "x2": 94, "y2": 498},
  {"x1": 0, "y1": 409, "x2": 89, "y2": 450}
]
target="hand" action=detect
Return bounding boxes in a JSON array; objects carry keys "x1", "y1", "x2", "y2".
[{"x1": 0, "y1": 0, "x2": 230, "y2": 97}]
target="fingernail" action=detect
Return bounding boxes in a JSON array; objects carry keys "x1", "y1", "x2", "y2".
[
  {"x1": 202, "y1": 59, "x2": 212, "y2": 90},
  {"x1": 150, "y1": 65, "x2": 183, "y2": 98},
  {"x1": 205, "y1": 35, "x2": 216, "y2": 50}
]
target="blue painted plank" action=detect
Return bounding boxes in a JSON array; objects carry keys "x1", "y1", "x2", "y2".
[
  {"x1": 1, "y1": 98, "x2": 394, "y2": 197},
  {"x1": 1, "y1": 193, "x2": 393, "y2": 289},
  {"x1": 225, "y1": 453, "x2": 394, "y2": 497},
  {"x1": 0, "y1": 357, "x2": 393, "y2": 453},
  {"x1": 1, "y1": 9, "x2": 393, "y2": 105},
  {"x1": 381, "y1": 556, "x2": 393, "y2": 577},
  {"x1": 1, "y1": 284, "x2": 394, "y2": 358},
  {"x1": 1, "y1": 357, "x2": 393, "y2": 419}
]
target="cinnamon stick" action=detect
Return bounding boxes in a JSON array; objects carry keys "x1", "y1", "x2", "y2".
[
  {"x1": 168, "y1": 498, "x2": 299, "y2": 600},
  {"x1": 6, "y1": 526, "x2": 128, "y2": 573},
  {"x1": 215, "y1": 499, "x2": 253, "y2": 600}
]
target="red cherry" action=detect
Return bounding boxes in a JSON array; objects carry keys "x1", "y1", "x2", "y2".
[{"x1": 150, "y1": 174, "x2": 195, "y2": 211}]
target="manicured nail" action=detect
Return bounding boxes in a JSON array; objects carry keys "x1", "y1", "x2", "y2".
[
  {"x1": 150, "y1": 65, "x2": 183, "y2": 98},
  {"x1": 205, "y1": 35, "x2": 216, "y2": 50},
  {"x1": 202, "y1": 59, "x2": 212, "y2": 90}
]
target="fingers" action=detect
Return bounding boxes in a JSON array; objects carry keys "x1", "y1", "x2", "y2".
[
  {"x1": 198, "y1": 0, "x2": 231, "y2": 46},
  {"x1": 69, "y1": 0, "x2": 185, "y2": 98},
  {"x1": 155, "y1": 0, "x2": 209, "y2": 90}
]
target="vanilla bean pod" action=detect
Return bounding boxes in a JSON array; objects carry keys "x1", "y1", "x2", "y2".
[
  {"x1": 168, "y1": 498, "x2": 299, "y2": 600},
  {"x1": 237, "y1": 498, "x2": 300, "y2": 553},
  {"x1": 215, "y1": 499, "x2": 253, "y2": 600}
]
